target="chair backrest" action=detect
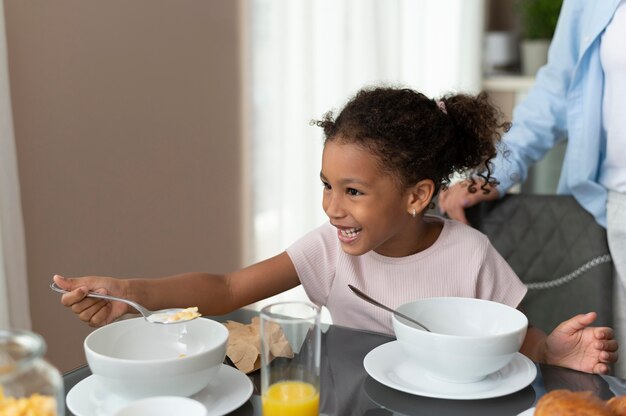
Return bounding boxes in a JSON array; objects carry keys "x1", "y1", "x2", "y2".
[{"x1": 464, "y1": 194, "x2": 613, "y2": 334}]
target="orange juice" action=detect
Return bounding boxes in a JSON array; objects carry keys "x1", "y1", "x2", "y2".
[{"x1": 262, "y1": 380, "x2": 319, "y2": 416}]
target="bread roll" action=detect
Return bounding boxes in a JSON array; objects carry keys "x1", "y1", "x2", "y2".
[
  {"x1": 607, "y1": 395, "x2": 626, "y2": 416},
  {"x1": 535, "y1": 389, "x2": 613, "y2": 416}
]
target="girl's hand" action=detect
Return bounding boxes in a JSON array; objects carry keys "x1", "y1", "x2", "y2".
[
  {"x1": 53, "y1": 274, "x2": 131, "y2": 327},
  {"x1": 438, "y1": 180, "x2": 500, "y2": 224},
  {"x1": 543, "y1": 312, "x2": 619, "y2": 374}
]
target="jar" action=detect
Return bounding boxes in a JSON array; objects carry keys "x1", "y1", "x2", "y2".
[{"x1": 0, "y1": 329, "x2": 64, "y2": 416}]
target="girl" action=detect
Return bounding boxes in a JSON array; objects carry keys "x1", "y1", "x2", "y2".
[{"x1": 55, "y1": 86, "x2": 617, "y2": 374}]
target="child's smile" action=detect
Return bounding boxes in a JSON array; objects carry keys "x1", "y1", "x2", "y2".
[{"x1": 337, "y1": 226, "x2": 361, "y2": 242}]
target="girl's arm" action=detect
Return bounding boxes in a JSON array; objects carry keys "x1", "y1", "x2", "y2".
[
  {"x1": 520, "y1": 325, "x2": 549, "y2": 363},
  {"x1": 131, "y1": 251, "x2": 300, "y2": 314},
  {"x1": 54, "y1": 251, "x2": 301, "y2": 327},
  {"x1": 519, "y1": 312, "x2": 618, "y2": 374}
]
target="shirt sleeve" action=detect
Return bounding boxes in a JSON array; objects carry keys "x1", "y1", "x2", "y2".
[
  {"x1": 492, "y1": 0, "x2": 582, "y2": 193},
  {"x1": 285, "y1": 223, "x2": 337, "y2": 307},
  {"x1": 476, "y1": 242, "x2": 528, "y2": 308}
]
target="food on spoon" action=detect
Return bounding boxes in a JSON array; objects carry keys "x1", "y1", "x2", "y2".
[
  {"x1": 148, "y1": 307, "x2": 201, "y2": 323},
  {"x1": 534, "y1": 389, "x2": 617, "y2": 416},
  {"x1": 166, "y1": 307, "x2": 201, "y2": 322}
]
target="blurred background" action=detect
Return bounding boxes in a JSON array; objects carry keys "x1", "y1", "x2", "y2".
[{"x1": 0, "y1": 0, "x2": 563, "y2": 372}]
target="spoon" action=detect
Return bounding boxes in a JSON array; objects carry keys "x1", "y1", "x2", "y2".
[
  {"x1": 347, "y1": 284, "x2": 431, "y2": 332},
  {"x1": 49, "y1": 282, "x2": 200, "y2": 324}
]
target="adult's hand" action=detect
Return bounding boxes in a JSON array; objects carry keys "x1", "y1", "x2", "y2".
[{"x1": 438, "y1": 179, "x2": 500, "y2": 224}]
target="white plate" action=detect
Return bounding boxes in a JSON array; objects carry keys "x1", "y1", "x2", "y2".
[
  {"x1": 364, "y1": 341, "x2": 537, "y2": 400},
  {"x1": 66, "y1": 364, "x2": 253, "y2": 416},
  {"x1": 517, "y1": 407, "x2": 535, "y2": 416}
]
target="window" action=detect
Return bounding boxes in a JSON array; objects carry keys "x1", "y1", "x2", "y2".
[{"x1": 247, "y1": 0, "x2": 486, "y2": 315}]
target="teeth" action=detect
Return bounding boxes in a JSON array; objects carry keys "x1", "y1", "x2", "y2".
[{"x1": 340, "y1": 228, "x2": 361, "y2": 237}]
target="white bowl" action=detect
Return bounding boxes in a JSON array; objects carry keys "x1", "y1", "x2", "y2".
[
  {"x1": 392, "y1": 297, "x2": 528, "y2": 383},
  {"x1": 85, "y1": 317, "x2": 228, "y2": 398},
  {"x1": 113, "y1": 396, "x2": 208, "y2": 416}
]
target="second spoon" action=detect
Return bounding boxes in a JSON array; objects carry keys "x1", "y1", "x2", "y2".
[{"x1": 348, "y1": 284, "x2": 431, "y2": 332}]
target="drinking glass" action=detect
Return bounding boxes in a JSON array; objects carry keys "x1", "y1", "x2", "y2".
[{"x1": 260, "y1": 301, "x2": 321, "y2": 416}]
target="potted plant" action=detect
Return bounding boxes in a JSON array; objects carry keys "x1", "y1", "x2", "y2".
[{"x1": 516, "y1": 0, "x2": 563, "y2": 75}]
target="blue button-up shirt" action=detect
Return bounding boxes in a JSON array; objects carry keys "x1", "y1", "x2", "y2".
[{"x1": 493, "y1": 0, "x2": 622, "y2": 228}]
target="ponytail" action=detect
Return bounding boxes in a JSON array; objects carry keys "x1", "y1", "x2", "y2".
[{"x1": 437, "y1": 92, "x2": 509, "y2": 194}]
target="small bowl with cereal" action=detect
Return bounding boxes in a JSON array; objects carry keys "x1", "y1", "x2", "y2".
[{"x1": 84, "y1": 316, "x2": 228, "y2": 399}]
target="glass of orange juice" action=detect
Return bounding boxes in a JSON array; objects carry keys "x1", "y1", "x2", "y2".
[{"x1": 260, "y1": 301, "x2": 321, "y2": 416}]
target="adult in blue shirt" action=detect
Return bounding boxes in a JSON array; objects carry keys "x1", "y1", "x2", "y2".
[{"x1": 439, "y1": 0, "x2": 626, "y2": 376}]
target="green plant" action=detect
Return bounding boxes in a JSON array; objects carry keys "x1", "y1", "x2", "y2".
[{"x1": 516, "y1": 0, "x2": 563, "y2": 40}]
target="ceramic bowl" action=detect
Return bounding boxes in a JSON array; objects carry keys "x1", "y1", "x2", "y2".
[
  {"x1": 113, "y1": 396, "x2": 208, "y2": 416},
  {"x1": 392, "y1": 297, "x2": 528, "y2": 383},
  {"x1": 84, "y1": 317, "x2": 228, "y2": 398}
]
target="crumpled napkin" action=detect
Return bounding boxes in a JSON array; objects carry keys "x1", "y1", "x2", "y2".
[{"x1": 223, "y1": 316, "x2": 294, "y2": 374}]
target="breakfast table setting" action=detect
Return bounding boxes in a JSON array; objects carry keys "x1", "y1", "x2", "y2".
[{"x1": 57, "y1": 304, "x2": 626, "y2": 416}]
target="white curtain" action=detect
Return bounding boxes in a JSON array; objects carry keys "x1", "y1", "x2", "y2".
[
  {"x1": 247, "y1": 0, "x2": 485, "y2": 311},
  {"x1": 0, "y1": 0, "x2": 31, "y2": 330}
]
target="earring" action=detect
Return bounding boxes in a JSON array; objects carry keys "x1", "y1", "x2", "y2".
[{"x1": 412, "y1": 208, "x2": 416, "y2": 218}]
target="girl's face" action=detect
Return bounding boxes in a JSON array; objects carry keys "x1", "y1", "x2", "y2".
[{"x1": 321, "y1": 140, "x2": 421, "y2": 257}]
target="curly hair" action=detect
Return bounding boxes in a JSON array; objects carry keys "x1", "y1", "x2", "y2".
[{"x1": 313, "y1": 86, "x2": 509, "y2": 196}]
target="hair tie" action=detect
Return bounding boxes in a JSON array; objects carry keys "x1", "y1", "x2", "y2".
[{"x1": 436, "y1": 100, "x2": 447, "y2": 115}]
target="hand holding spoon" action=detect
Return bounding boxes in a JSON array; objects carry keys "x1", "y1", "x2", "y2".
[
  {"x1": 50, "y1": 282, "x2": 200, "y2": 324},
  {"x1": 348, "y1": 284, "x2": 431, "y2": 332}
]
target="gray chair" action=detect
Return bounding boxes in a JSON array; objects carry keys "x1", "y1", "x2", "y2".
[{"x1": 464, "y1": 194, "x2": 613, "y2": 334}]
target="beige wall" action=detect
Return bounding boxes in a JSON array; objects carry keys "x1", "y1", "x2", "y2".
[{"x1": 4, "y1": 0, "x2": 245, "y2": 372}]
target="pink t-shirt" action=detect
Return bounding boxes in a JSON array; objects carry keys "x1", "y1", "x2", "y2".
[{"x1": 286, "y1": 217, "x2": 527, "y2": 335}]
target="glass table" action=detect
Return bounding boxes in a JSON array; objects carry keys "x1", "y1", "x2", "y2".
[{"x1": 63, "y1": 309, "x2": 624, "y2": 416}]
